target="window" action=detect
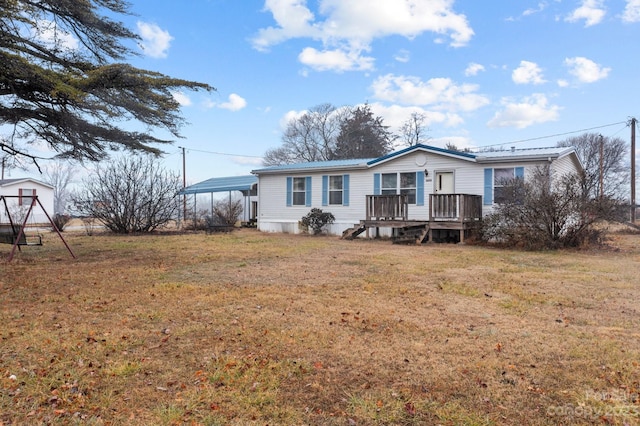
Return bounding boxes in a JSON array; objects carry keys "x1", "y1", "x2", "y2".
[
  {"x1": 329, "y1": 175, "x2": 343, "y2": 205},
  {"x1": 287, "y1": 176, "x2": 311, "y2": 207},
  {"x1": 292, "y1": 177, "x2": 306, "y2": 206},
  {"x1": 19, "y1": 188, "x2": 36, "y2": 206},
  {"x1": 484, "y1": 167, "x2": 524, "y2": 205},
  {"x1": 400, "y1": 172, "x2": 417, "y2": 204},
  {"x1": 380, "y1": 172, "x2": 416, "y2": 204},
  {"x1": 322, "y1": 174, "x2": 349, "y2": 206},
  {"x1": 493, "y1": 168, "x2": 514, "y2": 204},
  {"x1": 381, "y1": 173, "x2": 397, "y2": 196}
]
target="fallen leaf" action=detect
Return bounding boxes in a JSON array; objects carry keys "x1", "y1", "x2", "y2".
[{"x1": 405, "y1": 402, "x2": 416, "y2": 416}]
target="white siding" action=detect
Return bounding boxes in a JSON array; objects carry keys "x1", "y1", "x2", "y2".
[
  {"x1": 551, "y1": 153, "x2": 581, "y2": 178},
  {"x1": 0, "y1": 180, "x2": 55, "y2": 224},
  {"x1": 255, "y1": 149, "x2": 583, "y2": 236}
]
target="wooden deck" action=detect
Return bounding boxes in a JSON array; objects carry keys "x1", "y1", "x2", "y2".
[{"x1": 342, "y1": 194, "x2": 482, "y2": 244}]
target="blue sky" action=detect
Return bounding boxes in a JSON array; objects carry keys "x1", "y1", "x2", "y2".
[{"x1": 13, "y1": 1, "x2": 640, "y2": 188}]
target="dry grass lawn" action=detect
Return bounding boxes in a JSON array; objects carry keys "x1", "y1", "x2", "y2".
[{"x1": 1, "y1": 227, "x2": 640, "y2": 425}]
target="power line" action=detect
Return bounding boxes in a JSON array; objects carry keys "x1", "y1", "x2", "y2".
[
  {"x1": 178, "y1": 147, "x2": 264, "y2": 159},
  {"x1": 472, "y1": 120, "x2": 629, "y2": 151}
]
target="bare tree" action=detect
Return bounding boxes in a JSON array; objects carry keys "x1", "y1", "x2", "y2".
[
  {"x1": 263, "y1": 103, "x2": 348, "y2": 166},
  {"x1": 400, "y1": 112, "x2": 429, "y2": 147},
  {"x1": 212, "y1": 196, "x2": 243, "y2": 226},
  {"x1": 444, "y1": 142, "x2": 472, "y2": 153},
  {"x1": 72, "y1": 155, "x2": 181, "y2": 233},
  {"x1": 557, "y1": 133, "x2": 629, "y2": 199},
  {"x1": 481, "y1": 166, "x2": 624, "y2": 249},
  {"x1": 42, "y1": 161, "x2": 76, "y2": 214}
]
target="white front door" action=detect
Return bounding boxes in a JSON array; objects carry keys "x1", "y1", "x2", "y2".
[{"x1": 434, "y1": 172, "x2": 454, "y2": 194}]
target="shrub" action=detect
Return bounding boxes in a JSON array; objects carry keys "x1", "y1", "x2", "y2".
[
  {"x1": 300, "y1": 208, "x2": 335, "y2": 235},
  {"x1": 51, "y1": 213, "x2": 72, "y2": 231},
  {"x1": 480, "y1": 166, "x2": 624, "y2": 249}
]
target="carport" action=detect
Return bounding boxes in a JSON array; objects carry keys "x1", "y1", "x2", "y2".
[{"x1": 179, "y1": 175, "x2": 258, "y2": 225}]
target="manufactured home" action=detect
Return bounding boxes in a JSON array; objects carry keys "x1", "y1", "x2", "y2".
[
  {"x1": 251, "y1": 144, "x2": 582, "y2": 242},
  {"x1": 0, "y1": 178, "x2": 55, "y2": 224}
]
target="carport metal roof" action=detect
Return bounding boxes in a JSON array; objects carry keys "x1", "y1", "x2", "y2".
[{"x1": 179, "y1": 175, "x2": 257, "y2": 195}]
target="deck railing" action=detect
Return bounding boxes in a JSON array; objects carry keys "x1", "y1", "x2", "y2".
[
  {"x1": 364, "y1": 193, "x2": 482, "y2": 222},
  {"x1": 366, "y1": 194, "x2": 408, "y2": 221},
  {"x1": 430, "y1": 194, "x2": 482, "y2": 222}
]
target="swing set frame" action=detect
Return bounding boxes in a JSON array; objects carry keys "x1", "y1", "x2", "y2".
[{"x1": 0, "y1": 195, "x2": 75, "y2": 262}]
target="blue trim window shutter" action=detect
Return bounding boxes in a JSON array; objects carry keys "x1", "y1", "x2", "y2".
[
  {"x1": 483, "y1": 168, "x2": 493, "y2": 205},
  {"x1": 373, "y1": 173, "x2": 381, "y2": 195},
  {"x1": 416, "y1": 171, "x2": 425, "y2": 206},
  {"x1": 343, "y1": 174, "x2": 350, "y2": 206},
  {"x1": 322, "y1": 175, "x2": 328, "y2": 206},
  {"x1": 305, "y1": 176, "x2": 312, "y2": 207},
  {"x1": 515, "y1": 166, "x2": 524, "y2": 179},
  {"x1": 286, "y1": 177, "x2": 293, "y2": 207}
]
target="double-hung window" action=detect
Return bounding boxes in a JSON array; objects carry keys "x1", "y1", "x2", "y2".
[
  {"x1": 381, "y1": 172, "x2": 417, "y2": 204},
  {"x1": 381, "y1": 173, "x2": 397, "y2": 196},
  {"x1": 329, "y1": 176, "x2": 343, "y2": 205},
  {"x1": 19, "y1": 188, "x2": 36, "y2": 206},
  {"x1": 322, "y1": 174, "x2": 350, "y2": 206},
  {"x1": 400, "y1": 172, "x2": 417, "y2": 204},
  {"x1": 374, "y1": 172, "x2": 424, "y2": 205},
  {"x1": 493, "y1": 168, "x2": 514, "y2": 204},
  {"x1": 484, "y1": 167, "x2": 524, "y2": 205},
  {"x1": 287, "y1": 176, "x2": 312, "y2": 207},
  {"x1": 292, "y1": 177, "x2": 306, "y2": 205}
]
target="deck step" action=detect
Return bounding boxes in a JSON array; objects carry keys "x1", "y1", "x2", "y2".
[
  {"x1": 392, "y1": 224, "x2": 429, "y2": 245},
  {"x1": 342, "y1": 224, "x2": 367, "y2": 240}
]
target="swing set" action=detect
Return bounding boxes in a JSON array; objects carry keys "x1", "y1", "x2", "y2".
[{"x1": 0, "y1": 195, "x2": 75, "y2": 261}]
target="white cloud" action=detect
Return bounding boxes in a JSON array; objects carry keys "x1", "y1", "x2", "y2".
[
  {"x1": 564, "y1": 56, "x2": 610, "y2": 83},
  {"x1": 430, "y1": 136, "x2": 475, "y2": 150},
  {"x1": 565, "y1": 0, "x2": 606, "y2": 27},
  {"x1": 464, "y1": 62, "x2": 485, "y2": 77},
  {"x1": 557, "y1": 79, "x2": 569, "y2": 87},
  {"x1": 137, "y1": 22, "x2": 173, "y2": 58},
  {"x1": 203, "y1": 94, "x2": 247, "y2": 111},
  {"x1": 623, "y1": 0, "x2": 640, "y2": 22},
  {"x1": 487, "y1": 94, "x2": 560, "y2": 129},
  {"x1": 252, "y1": 0, "x2": 474, "y2": 72},
  {"x1": 218, "y1": 94, "x2": 247, "y2": 111},
  {"x1": 172, "y1": 91, "x2": 192, "y2": 106},
  {"x1": 369, "y1": 103, "x2": 463, "y2": 131},
  {"x1": 371, "y1": 74, "x2": 490, "y2": 112},
  {"x1": 394, "y1": 49, "x2": 411, "y2": 63},
  {"x1": 507, "y1": 2, "x2": 548, "y2": 21},
  {"x1": 523, "y1": 2, "x2": 547, "y2": 17},
  {"x1": 512, "y1": 60, "x2": 546, "y2": 85},
  {"x1": 298, "y1": 47, "x2": 374, "y2": 72}
]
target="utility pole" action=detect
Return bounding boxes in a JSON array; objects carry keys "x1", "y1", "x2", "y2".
[
  {"x1": 179, "y1": 146, "x2": 187, "y2": 223},
  {"x1": 631, "y1": 118, "x2": 636, "y2": 222},
  {"x1": 599, "y1": 134, "x2": 604, "y2": 200}
]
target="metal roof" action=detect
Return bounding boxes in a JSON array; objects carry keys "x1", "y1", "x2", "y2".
[
  {"x1": 473, "y1": 147, "x2": 575, "y2": 162},
  {"x1": 179, "y1": 175, "x2": 257, "y2": 195},
  {"x1": 252, "y1": 145, "x2": 579, "y2": 174},
  {"x1": 252, "y1": 158, "x2": 372, "y2": 174},
  {"x1": 367, "y1": 144, "x2": 477, "y2": 166},
  {"x1": 0, "y1": 178, "x2": 54, "y2": 188}
]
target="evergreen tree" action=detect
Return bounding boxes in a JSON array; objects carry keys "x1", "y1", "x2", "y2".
[
  {"x1": 0, "y1": 0, "x2": 214, "y2": 166},
  {"x1": 332, "y1": 104, "x2": 396, "y2": 159}
]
